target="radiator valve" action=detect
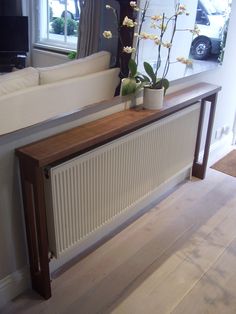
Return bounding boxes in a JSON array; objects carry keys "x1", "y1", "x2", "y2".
[{"x1": 44, "y1": 167, "x2": 51, "y2": 179}]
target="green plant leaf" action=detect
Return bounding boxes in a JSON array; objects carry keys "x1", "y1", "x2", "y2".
[
  {"x1": 139, "y1": 74, "x2": 151, "y2": 83},
  {"x1": 136, "y1": 74, "x2": 150, "y2": 83},
  {"x1": 153, "y1": 78, "x2": 169, "y2": 94},
  {"x1": 121, "y1": 78, "x2": 137, "y2": 96},
  {"x1": 143, "y1": 62, "x2": 156, "y2": 85},
  {"x1": 128, "y1": 59, "x2": 137, "y2": 78},
  {"x1": 68, "y1": 51, "x2": 77, "y2": 60},
  {"x1": 162, "y1": 79, "x2": 169, "y2": 95}
]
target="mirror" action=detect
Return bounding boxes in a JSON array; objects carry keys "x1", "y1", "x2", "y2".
[{"x1": 126, "y1": 0, "x2": 232, "y2": 81}]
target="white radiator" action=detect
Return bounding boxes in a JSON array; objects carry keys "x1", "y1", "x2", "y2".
[{"x1": 45, "y1": 104, "x2": 200, "y2": 259}]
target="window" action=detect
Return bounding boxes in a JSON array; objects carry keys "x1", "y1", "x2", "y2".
[{"x1": 35, "y1": 0, "x2": 81, "y2": 51}]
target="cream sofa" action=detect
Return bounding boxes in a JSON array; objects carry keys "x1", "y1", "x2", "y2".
[{"x1": 0, "y1": 51, "x2": 120, "y2": 136}]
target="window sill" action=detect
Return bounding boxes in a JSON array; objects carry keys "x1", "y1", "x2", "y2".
[{"x1": 34, "y1": 43, "x2": 76, "y2": 55}]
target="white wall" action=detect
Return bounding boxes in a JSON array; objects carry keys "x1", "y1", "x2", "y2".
[{"x1": 32, "y1": 49, "x2": 69, "y2": 67}]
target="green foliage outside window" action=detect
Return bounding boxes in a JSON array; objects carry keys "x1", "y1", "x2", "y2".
[{"x1": 51, "y1": 17, "x2": 77, "y2": 35}]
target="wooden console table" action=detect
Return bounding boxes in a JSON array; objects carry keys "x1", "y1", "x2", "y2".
[{"x1": 16, "y1": 82, "x2": 221, "y2": 299}]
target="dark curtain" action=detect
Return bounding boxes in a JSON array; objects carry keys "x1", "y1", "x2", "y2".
[
  {"x1": 0, "y1": 0, "x2": 22, "y2": 16},
  {"x1": 77, "y1": 0, "x2": 102, "y2": 58}
]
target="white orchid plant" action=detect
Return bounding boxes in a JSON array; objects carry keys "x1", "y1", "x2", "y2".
[{"x1": 103, "y1": 1, "x2": 199, "y2": 96}]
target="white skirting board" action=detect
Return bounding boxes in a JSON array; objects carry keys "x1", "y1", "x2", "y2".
[{"x1": 0, "y1": 267, "x2": 30, "y2": 310}]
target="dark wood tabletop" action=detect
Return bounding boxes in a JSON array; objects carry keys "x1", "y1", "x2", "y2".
[{"x1": 16, "y1": 83, "x2": 221, "y2": 167}]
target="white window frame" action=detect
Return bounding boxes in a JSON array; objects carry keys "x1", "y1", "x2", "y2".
[{"x1": 34, "y1": 0, "x2": 79, "y2": 52}]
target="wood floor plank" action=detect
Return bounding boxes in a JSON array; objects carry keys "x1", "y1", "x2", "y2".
[
  {"x1": 57, "y1": 175, "x2": 235, "y2": 314},
  {"x1": 172, "y1": 239, "x2": 236, "y2": 314},
  {"x1": 48, "y1": 173, "x2": 230, "y2": 313},
  {"x1": 109, "y1": 193, "x2": 236, "y2": 314}
]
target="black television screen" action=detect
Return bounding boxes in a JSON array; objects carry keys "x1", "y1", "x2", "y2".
[{"x1": 0, "y1": 16, "x2": 29, "y2": 53}]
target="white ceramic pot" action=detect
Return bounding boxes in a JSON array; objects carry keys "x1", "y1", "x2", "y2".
[{"x1": 143, "y1": 87, "x2": 164, "y2": 110}]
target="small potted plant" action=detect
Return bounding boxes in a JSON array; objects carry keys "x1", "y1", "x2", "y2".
[{"x1": 103, "y1": 1, "x2": 198, "y2": 109}]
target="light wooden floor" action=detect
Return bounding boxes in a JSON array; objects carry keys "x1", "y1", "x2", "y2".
[{"x1": 3, "y1": 168, "x2": 236, "y2": 314}]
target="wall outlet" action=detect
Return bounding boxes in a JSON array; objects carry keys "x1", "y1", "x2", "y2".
[
  {"x1": 223, "y1": 125, "x2": 230, "y2": 135},
  {"x1": 215, "y1": 125, "x2": 231, "y2": 140}
]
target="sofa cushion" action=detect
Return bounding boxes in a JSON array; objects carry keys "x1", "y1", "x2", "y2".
[
  {"x1": 0, "y1": 67, "x2": 39, "y2": 97},
  {"x1": 38, "y1": 51, "x2": 111, "y2": 85},
  {"x1": 0, "y1": 67, "x2": 120, "y2": 135}
]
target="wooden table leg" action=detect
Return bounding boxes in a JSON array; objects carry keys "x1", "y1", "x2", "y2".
[
  {"x1": 19, "y1": 158, "x2": 51, "y2": 299},
  {"x1": 192, "y1": 93, "x2": 218, "y2": 179}
]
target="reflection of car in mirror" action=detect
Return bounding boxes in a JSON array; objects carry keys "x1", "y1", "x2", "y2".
[{"x1": 190, "y1": 0, "x2": 227, "y2": 60}]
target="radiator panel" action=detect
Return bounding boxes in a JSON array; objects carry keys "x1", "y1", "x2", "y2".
[{"x1": 46, "y1": 104, "x2": 200, "y2": 258}]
